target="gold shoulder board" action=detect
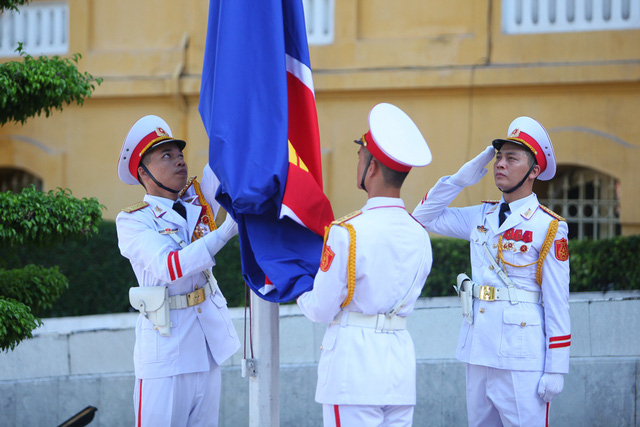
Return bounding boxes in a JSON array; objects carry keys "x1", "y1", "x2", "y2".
[
  {"x1": 332, "y1": 210, "x2": 362, "y2": 225},
  {"x1": 121, "y1": 201, "x2": 149, "y2": 213},
  {"x1": 539, "y1": 204, "x2": 566, "y2": 221}
]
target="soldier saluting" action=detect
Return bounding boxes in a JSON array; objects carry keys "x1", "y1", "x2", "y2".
[{"x1": 413, "y1": 116, "x2": 571, "y2": 426}]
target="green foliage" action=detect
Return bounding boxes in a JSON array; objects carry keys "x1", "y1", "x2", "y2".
[
  {"x1": 0, "y1": 186, "x2": 103, "y2": 351},
  {"x1": 0, "y1": 0, "x2": 29, "y2": 12},
  {"x1": 422, "y1": 235, "x2": 640, "y2": 296},
  {"x1": 0, "y1": 45, "x2": 103, "y2": 126},
  {"x1": 422, "y1": 238, "x2": 471, "y2": 297},
  {"x1": 0, "y1": 298, "x2": 41, "y2": 352},
  {"x1": 0, "y1": 265, "x2": 68, "y2": 313},
  {"x1": 0, "y1": 185, "x2": 104, "y2": 247},
  {"x1": 568, "y1": 235, "x2": 640, "y2": 292},
  {"x1": 0, "y1": 222, "x2": 246, "y2": 317},
  {"x1": 1, "y1": 223, "x2": 639, "y2": 319}
]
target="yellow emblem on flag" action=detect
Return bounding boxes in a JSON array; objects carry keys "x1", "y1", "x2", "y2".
[{"x1": 288, "y1": 141, "x2": 309, "y2": 172}]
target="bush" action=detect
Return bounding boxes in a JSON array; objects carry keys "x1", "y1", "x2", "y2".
[
  {"x1": 1, "y1": 224, "x2": 638, "y2": 317},
  {"x1": 0, "y1": 221, "x2": 246, "y2": 317}
]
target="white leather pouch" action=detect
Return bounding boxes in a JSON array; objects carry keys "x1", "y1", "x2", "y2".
[{"x1": 129, "y1": 286, "x2": 172, "y2": 337}]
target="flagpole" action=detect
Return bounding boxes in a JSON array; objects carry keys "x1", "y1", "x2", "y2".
[{"x1": 248, "y1": 291, "x2": 280, "y2": 426}]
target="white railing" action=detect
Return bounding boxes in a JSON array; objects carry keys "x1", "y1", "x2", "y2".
[
  {"x1": 303, "y1": 0, "x2": 334, "y2": 45},
  {"x1": 502, "y1": 0, "x2": 640, "y2": 34},
  {"x1": 0, "y1": 2, "x2": 69, "y2": 57}
]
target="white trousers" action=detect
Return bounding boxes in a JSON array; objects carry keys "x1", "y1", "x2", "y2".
[
  {"x1": 323, "y1": 404, "x2": 414, "y2": 427},
  {"x1": 466, "y1": 364, "x2": 548, "y2": 427},
  {"x1": 134, "y1": 357, "x2": 222, "y2": 427}
]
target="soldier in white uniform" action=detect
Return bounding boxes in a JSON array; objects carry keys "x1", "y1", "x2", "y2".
[
  {"x1": 413, "y1": 117, "x2": 571, "y2": 426},
  {"x1": 297, "y1": 103, "x2": 433, "y2": 427},
  {"x1": 116, "y1": 115, "x2": 240, "y2": 426}
]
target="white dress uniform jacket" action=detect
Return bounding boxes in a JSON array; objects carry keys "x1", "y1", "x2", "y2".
[
  {"x1": 413, "y1": 177, "x2": 571, "y2": 374},
  {"x1": 116, "y1": 167, "x2": 240, "y2": 379},
  {"x1": 298, "y1": 197, "x2": 433, "y2": 405}
]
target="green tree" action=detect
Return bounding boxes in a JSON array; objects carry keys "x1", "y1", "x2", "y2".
[
  {"x1": 0, "y1": 0, "x2": 103, "y2": 351},
  {"x1": 0, "y1": 187, "x2": 104, "y2": 351}
]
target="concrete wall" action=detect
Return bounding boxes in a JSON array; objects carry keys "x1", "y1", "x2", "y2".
[{"x1": 1, "y1": 291, "x2": 639, "y2": 426}]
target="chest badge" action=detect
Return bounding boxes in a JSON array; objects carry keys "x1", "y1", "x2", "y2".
[
  {"x1": 477, "y1": 225, "x2": 488, "y2": 233},
  {"x1": 159, "y1": 228, "x2": 178, "y2": 235}
]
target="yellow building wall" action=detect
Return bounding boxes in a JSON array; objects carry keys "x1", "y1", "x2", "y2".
[{"x1": 1, "y1": 0, "x2": 639, "y2": 234}]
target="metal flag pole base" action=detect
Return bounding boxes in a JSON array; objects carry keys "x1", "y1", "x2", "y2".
[{"x1": 247, "y1": 291, "x2": 280, "y2": 427}]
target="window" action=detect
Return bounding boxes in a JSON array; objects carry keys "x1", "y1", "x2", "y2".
[
  {"x1": 538, "y1": 166, "x2": 621, "y2": 240},
  {"x1": 502, "y1": 0, "x2": 640, "y2": 34},
  {"x1": 0, "y1": 167, "x2": 43, "y2": 192},
  {"x1": 0, "y1": 2, "x2": 69, "y2": 57},
  {"x1": 303, "y1": 0, "x2": 334, "y2": 45}
]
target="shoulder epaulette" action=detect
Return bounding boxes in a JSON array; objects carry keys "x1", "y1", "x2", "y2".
[
  {"x1": 539, "y1": 204, "x2": 566, "y2": 221},
  {"x1": 177, "y1": 176, "x2": 197, "y2": 198},
  {"x1": 331, "y1": 210, "x2": 362, "y2": 225},
  {"x1": 121, "y1": 201, "x2": 149, "y2": 213},
  {"x1": 482, "y1": 200, "x2": 500, "y2": 204}
]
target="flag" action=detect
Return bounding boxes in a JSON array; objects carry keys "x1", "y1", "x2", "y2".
[{"x1": 199, "y1": 0, "x2": 334, "y2": 302}]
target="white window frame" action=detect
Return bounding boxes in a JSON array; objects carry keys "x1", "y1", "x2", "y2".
[
  {"x1": 303, "y1": 0, "x2": 334, "y2": 45},
  {"x1": 0, "y1": 2, "x2": 69, "y2": 57},
  {"x1": 540, "y1": 168, "x2": 621, "y2": 240},
  {"x1": 502, "y1": 0, "x2": 640, "y2": 34}
]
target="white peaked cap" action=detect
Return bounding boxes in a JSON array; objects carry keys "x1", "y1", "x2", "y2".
[
  {"x1": 359, "y1": 103, "x2": 432, "y2": 172},
  {"x1": 117, "y1": 115, "x2": 186, "y2": 185}
]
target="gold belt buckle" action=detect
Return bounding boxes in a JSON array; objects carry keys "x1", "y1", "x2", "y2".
[
  {"x1": 187, "y1": 286, "x2": 206, "y2": 307},
  {"x1": 479, "y1": 285, "x2": 496, "y2": 301}
]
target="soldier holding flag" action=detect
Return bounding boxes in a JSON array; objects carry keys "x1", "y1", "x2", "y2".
[
  {"x1": 116, "y1": 115, "x2": 240, "y2": 426},
  {"x1": 298, "y1": 103, "x2": 433, "y2": 426}
]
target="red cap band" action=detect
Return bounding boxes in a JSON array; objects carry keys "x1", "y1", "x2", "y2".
[
  {"x1": 364, "y1": 131, "x2": 411, "y2": 172},
  {"x1": 127, "y1": 131, "x2": 171, "y2": 178},
  {"x1": 508, "y1": 130, "x2": 547, "y2": 174}
]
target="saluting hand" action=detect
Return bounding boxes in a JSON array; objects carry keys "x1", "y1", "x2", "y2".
[{"x1": 449, "y1": 145, "x2": 495, "y2": 187}]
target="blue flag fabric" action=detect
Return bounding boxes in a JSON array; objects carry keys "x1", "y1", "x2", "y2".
[{"x1": 199, "y1": 0, "x2": 334, "y2": 302}]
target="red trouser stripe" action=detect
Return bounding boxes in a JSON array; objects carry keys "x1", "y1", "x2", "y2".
[
  {"x1": 549, "y1": 341, "x2": 571, "y2": 349},
  {"x1": 546, "y1": 402, "x2": 550, "y2": 427},
  {"x1": 550, "y1": 334, "x2": 571, "y2": 342},
  {"x1": 334, "y1": 405, "x2": 341, "y2": 427},
  {"x1": 138, "y1": 379, "x2": 143, "y2": 427}
]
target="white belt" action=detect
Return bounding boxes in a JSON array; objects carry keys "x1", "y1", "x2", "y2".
[
  {"x1": 168, "y1": 281, "x2": 215, "y2": 309},
  {"x1": 472, "y1": 284, "x2": 540, "y2": 303},
  {"x1": 332, "y1": 311, "x2": 407, "y2": 333}
]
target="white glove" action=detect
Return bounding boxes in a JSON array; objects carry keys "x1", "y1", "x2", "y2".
[
  {"x1": 537, "y1": 373, "x2": 564, "y2": 403},
  {"x1": 204, "y1": 214, "x2": 238, "y2": 257},
  {"x1": 449, "y1": 145, "x2": 495, "y2": 187}
]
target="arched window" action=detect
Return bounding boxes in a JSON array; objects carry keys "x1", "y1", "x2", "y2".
[
  {"x1": 0, "y1": 168, "x2": 43, "y2": 193},
  {"x1": 537, "y1": 166, "x2": 621, "y2": 240}
]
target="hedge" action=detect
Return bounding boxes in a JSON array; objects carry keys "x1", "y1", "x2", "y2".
[{"x1": 0, "y1": 222, "x2": 637, "y2": 318}]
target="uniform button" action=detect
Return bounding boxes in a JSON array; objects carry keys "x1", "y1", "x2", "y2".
[
  {"x1": 154, "y1": 326, "x2": 158, "y2": 331},
  {"x1": 479, "y1": 308, "x2": 485, "y2": 314},
  {"x1": 489, "y1": 265, "x2": 494, "y2": 270},
  {"x1": 520, "y1": 321, "x2": 526, "y2": 327},
  {"x1": 198, "y1": 308, "x2": 202, "y2": 313},
  {"x1": 492, "y1": 244, "x2": 497, "y2": 249}
]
